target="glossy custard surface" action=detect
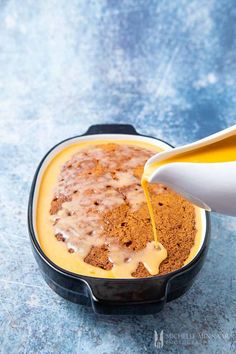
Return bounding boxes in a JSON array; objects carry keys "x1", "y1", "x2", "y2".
[{"x1": 36, "y1": 139, "x2": 203, "y2": 278}]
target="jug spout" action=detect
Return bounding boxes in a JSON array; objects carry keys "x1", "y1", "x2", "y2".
[{"x1": 149, "y1": 161, "x2": 236, "y2": 216}]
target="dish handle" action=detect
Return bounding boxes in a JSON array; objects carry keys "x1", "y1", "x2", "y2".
[
  {"x1": 83, "y1": 278, "x2": 170, "y2": 315},
  {"x1": 84, "y1": 124, "x2": 139, "y2": 135}
]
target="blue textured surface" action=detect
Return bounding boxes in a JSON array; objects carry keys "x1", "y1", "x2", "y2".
[{"x1": 0, "y1": 1, "x2": 236, "y2": 353}]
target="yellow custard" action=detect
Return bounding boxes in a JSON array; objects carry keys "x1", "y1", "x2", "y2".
[
  {"x1": 36, "y1": 138, "x2": 204, "y2": 278},
  {"x1": 143, "y1": 134, "x2": 236, "y2": 181},
  {"x1": 141, "y1": 178, "x2": 159, "y2": 246}
]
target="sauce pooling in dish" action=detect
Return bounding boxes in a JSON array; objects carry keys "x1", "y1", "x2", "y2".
[{"x1": 37, "y1": 140, "x2": 202, "y2": 278}]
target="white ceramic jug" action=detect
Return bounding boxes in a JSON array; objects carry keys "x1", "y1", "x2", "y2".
[{"x1": 144, "y1": 125, "x2": 236, "y2": 216}]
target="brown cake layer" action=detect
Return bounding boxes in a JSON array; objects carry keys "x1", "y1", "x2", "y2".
[
  {"x1": 50, "y1": 143, "x2": 197, "y2": 277},
  {"x1": 85, "y1": 187, "x2": 196, "y2": 276}
]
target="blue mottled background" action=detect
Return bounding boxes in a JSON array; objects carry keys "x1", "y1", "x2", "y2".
[{"x1": 0, "y1": 1, "x2": 236, "y2": 353}]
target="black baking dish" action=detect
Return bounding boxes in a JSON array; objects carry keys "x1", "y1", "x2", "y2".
[{"x1": 28, "y1": 124, "x2": 210, "y2": 315}]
